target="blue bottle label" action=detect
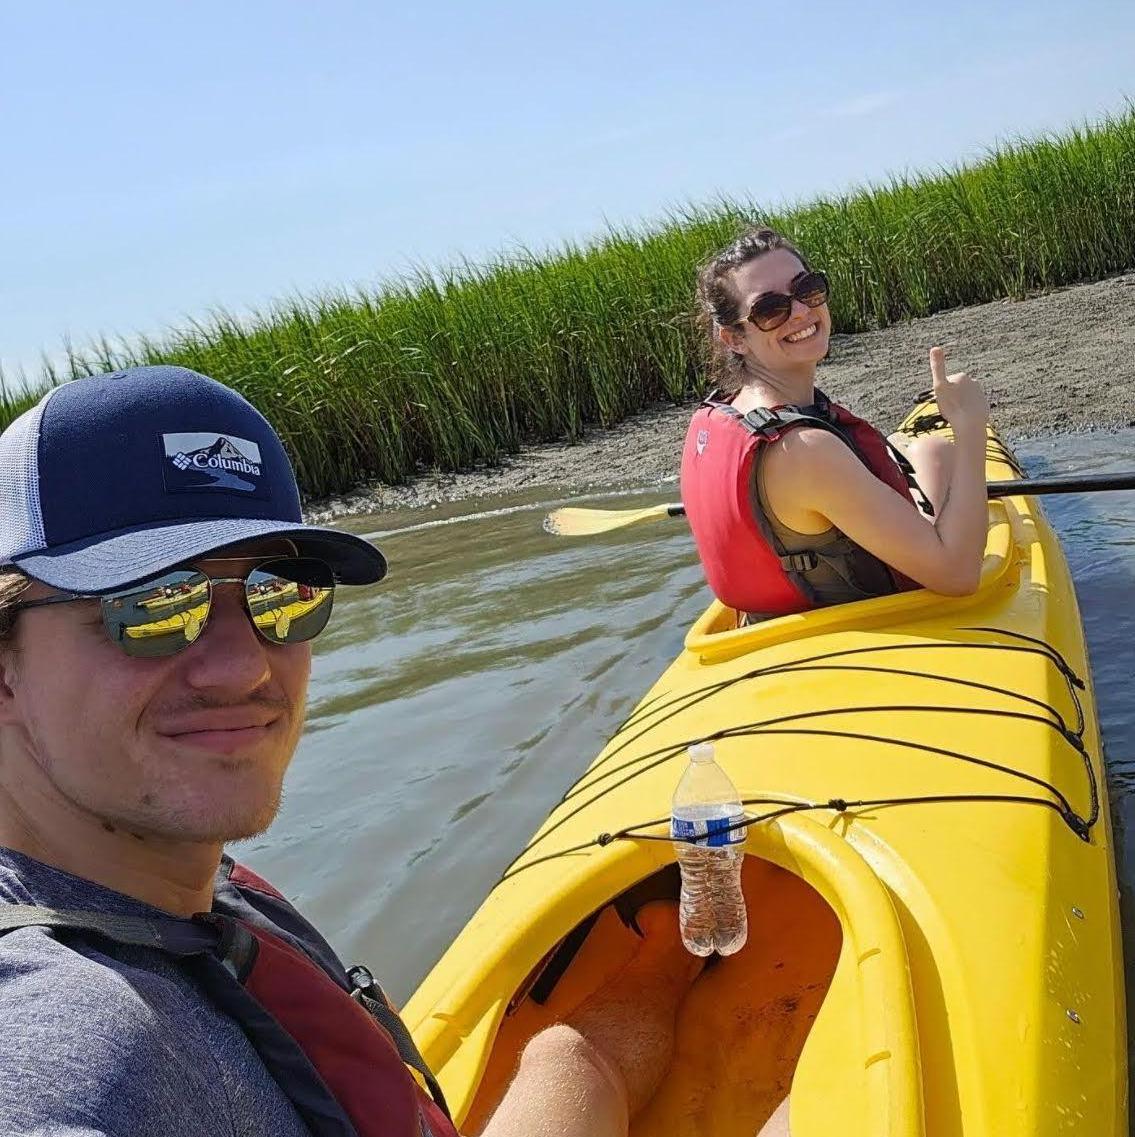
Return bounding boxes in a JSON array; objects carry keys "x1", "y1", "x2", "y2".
[{"x1": 671, "y1": 812, "x2": 747, "y2": 847}]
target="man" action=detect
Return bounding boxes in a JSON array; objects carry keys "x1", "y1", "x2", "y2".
[{"x1": 0, "y1": 366, "x2": 703, "y2": 1137}]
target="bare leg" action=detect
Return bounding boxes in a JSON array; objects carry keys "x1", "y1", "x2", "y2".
[
  {"x1": 889, "y1": 431, "x2": 957, "y2": 517},
  {"x1": 481, "y1": 903, "x2": 700, "y2": 1137}
]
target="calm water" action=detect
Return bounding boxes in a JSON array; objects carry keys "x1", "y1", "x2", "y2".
[{"x1": 242, "y1": 430, "x2": 1135, "y2": 1029}]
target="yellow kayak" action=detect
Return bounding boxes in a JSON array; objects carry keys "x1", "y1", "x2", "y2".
[
  {"x1": 403, "y1": 404, "x2": 1126, "y2": 1136},
  {"x1": 124, "y1": 593, "x2": 330, "y2": 641}
]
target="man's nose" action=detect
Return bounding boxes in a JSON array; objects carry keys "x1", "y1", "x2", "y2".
[{"x1": 181, "y1": 585, "x2": 272, "y2": 693}]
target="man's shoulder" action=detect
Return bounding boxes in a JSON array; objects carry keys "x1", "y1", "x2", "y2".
[
  {"x1": 0, "y1": 921, "x2": 190, "y2": 1016},
  {"x1": 0, "y1": 922, "x2": 310, "y2": 1137},
  {"x1": 0, "y1": 852, "x2": 311, "y2": 1135},
  {"x1": 0, "y1": 926, "x2": 213, "y2": 1134}
]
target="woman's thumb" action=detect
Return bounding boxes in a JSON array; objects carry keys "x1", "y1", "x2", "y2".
[{"x1": 929, "y1": 346, "x2": 947, "y2": 388}]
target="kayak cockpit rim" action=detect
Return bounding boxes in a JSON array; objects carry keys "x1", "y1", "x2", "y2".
[
  {"x1": 685, "y1": 501, "x2": 1017, "y2": 664},
  {"x1": 410, "y1": 817, "x2": 924, "y2": 1134}
]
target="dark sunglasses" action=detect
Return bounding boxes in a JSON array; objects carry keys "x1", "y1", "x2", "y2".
[
  {"x1": 746, "y1": 271, "x2": 829, "y2": 332},
  {"x1": 13, "y1": 557, "x2": 336, "y2": 659}
]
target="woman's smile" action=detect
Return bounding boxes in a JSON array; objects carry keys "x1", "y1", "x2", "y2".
[{"x1": 782, "y1": 321, "x2": 820, "y2": 344}]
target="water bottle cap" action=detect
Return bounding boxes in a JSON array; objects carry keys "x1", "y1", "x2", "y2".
[{"x1": 688, "y1": 741, "x2": 715, "y2": 763}]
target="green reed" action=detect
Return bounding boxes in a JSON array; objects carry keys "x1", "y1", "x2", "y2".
[{"x1": 7, "y1": 107, "x2": 1135, "y2": 498}]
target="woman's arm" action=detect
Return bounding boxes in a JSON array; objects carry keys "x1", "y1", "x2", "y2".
[{"x1": 763, "y1": 348, "x2": 990, "y2": 596}]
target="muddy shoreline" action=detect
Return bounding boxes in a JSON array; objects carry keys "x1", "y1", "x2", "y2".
[{"x1": 304, "y1": 274, "x2": 1135, "y2": 523}]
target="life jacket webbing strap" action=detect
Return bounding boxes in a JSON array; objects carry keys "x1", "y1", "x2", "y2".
[
  {"x1": 701, "y1": 397, "x2": 841, "y2": 444},
  {"x1": 0, "y1": 905, "x2": 199, "y2": 950},
  {"x1": 348, "y1": 966, "x2": 451, "y2": 1121}
]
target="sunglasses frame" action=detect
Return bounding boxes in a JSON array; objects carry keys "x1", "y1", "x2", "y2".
[
  {"x1": 745, "y1": 270, "x2": 830, "y2": 333},
  {"x1": 12, "y1": 556, "x2": 337, "y2": 658}
]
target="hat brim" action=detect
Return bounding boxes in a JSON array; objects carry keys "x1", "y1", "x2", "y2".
[{"x1": 13, "y1": 518, "x2": 387, "y2": 594}]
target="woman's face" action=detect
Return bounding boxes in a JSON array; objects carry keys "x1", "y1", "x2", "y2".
[{"x1": 723, "y1": 248, "x2": 831, "y2": 373}]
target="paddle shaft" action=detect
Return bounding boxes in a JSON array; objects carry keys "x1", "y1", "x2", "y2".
[
  {"x1": 651, "y1": 472, "x2": 1135, "y2": 520},
  {"x1": 986, "y1": 472, "x2": 1135, "y2": 498}
]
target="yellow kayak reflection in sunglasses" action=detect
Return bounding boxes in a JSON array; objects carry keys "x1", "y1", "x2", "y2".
[{"x1": 97, "y1": 559, "x2": 336, "y2": 655}]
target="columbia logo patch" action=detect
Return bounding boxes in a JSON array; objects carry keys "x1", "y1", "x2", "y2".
[
  {"x1": 161, "y1": 432, "x2": 270, "y2": 499},
  {"x1": 696, "y1": 428, "x2": 710, "y2": 455}
]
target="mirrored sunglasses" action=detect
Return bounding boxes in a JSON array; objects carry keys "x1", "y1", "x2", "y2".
[{"x1": 13, "y1": 557, "x2": 336, "y2": 659}]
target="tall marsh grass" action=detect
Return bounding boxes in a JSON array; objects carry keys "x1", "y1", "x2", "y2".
[{"x1": 7, "y1": 108, "x2": 1135, "y2": 498}]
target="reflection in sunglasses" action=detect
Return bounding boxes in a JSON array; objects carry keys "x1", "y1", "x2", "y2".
[
  {"x1": 104, "y1": 559, "x2": 336, "y2": 656},
  {"x1": 248, "y1": 577, "x2": 334, "y2": 640}
]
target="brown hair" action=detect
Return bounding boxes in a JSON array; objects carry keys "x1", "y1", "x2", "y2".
[
  {"x1": 0, "y1": 570, "x2": 29, "y2": 644},
  {"x1": 695, "y1": 226, "x2": 812, "y2": 392}
]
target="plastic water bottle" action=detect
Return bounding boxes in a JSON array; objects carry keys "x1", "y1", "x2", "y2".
[{"x1": 670, "y1": 741, "x2": 748, "y2": 956}]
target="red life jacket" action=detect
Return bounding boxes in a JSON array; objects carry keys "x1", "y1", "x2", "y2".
[
  {"x1": 680, "y1": 389, "x2": 922, "y2": 616},
  {"x1": 0, "y1": 857, "x2": 457, "y2": 1137}
]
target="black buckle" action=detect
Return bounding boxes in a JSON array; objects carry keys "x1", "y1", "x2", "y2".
[
  {"x1": 781, "y1": 551, "x2": 819, "y2": 573},
  {"x1": 348, "y1": 963, "x2": 378, "y2": 994},
  {"x1": 741, "y1": 406, "x2": 782, "y2": 436}
]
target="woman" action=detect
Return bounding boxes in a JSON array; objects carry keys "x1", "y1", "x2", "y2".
[{"x1": 681, "y1": 228, "x2": 990, "y2": 620}]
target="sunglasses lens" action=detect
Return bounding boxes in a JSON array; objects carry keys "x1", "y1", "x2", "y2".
[
  {"x1": 245, "y1": 558, "x2": 335, "y2": 645},
  {"x1": 102, "y1": 571, "x2": 211, "y2": 659},
  {"x1": 99, "y1": 558, "x2": 337, "y2": 657},
  {"x1": 749, "y1": 294, "x2": 792, "y2": 331},
  {"x1": 797, "y1": 272, "x2": 829, "y2": 307}
]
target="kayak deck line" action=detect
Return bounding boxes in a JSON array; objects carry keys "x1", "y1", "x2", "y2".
[
  {"x1": 578, "y1": 688, "x2": 1086, "y2": 813},
  {"x1": 611, "y1": 625, "x2": 1086, "y2": 749},
  {"x1": 499, "y1": 629, "x2": 1097, "y2": 882},
  {"x1": 583, "y1": 635, "x2": 1087, "y2": 785}
]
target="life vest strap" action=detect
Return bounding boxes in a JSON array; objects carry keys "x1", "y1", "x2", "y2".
[
  {"x1": 702, "y1": 395, "x2": 841, "y2": 444},
  {"x1": 0, "y1": 904, "x2": 212, "y2": 952},
  {"x1": 348, "y1": 965, "x2": 451, "y2": 1121}
]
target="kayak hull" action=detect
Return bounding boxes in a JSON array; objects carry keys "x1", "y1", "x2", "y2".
[{"x1": 403, "y1": 412, "x2": 1126, "y2": 1136}]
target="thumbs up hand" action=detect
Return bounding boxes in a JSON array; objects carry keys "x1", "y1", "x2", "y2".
[{"x1": 928, "y1": 346, "x2": 989, "y2": 437}]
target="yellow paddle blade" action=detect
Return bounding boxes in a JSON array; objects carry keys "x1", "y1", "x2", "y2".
[{"x1": 542, "y1": 502, "x2": 681, "y2": 536}]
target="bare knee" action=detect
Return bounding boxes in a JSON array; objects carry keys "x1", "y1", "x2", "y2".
[
  {"x1": 521, "y1": 1024, "x2": 594, "y2": 1068},
  {"x1": 521, "y1": 1024, "x2": 627, "y2": 1104},
  {"x1": 482, "y1": 1024, "x2": 628, "y2": 1137},
  {"x1": 905, "y1": 432, "x2": 955, "y2": 464}
]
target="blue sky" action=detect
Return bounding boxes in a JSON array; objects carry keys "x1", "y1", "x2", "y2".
[{"x1": 3, "y1": 0, "x2": 1133, "y2": 382}]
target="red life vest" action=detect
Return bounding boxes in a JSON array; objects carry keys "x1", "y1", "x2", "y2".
[
  {"x1": 0, "y1": 857, "x2": 457, "y2": 1137},
  {"x1": 680, "y1": 390, "x2": 921, "y2": 616}
]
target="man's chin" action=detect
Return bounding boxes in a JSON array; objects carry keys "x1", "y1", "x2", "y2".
[
  {"x1": 114, "y1": 785, "x2": 285, "y2": 845},
  {"x1": 190, "y1": 791, "x2": 283, "y2": 843},
  {"x1": 203, "y1": 807, "x2": 280, "y2": 844}
]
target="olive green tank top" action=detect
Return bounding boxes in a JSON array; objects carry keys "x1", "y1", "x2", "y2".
[{"x1": 748, "y1": 451, "x2": 897, "y2": 615}]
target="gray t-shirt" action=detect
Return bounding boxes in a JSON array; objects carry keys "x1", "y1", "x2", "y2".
[{"x1": 0, "y1": 846, "x2": 311, "y2": 1136}]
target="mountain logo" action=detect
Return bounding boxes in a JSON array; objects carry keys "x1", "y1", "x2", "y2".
[{"x1": 161, "y1": 432, "x2": 269, "y2": 497}]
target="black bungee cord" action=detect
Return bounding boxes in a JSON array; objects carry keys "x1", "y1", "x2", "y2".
[{"x1": 497, "y1": 628, "x2": 1099, "y2": 886}]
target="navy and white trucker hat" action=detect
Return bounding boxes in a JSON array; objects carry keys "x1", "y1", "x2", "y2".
[{"x1": 0, "y1": 366, "x2": 387, "y2": 593}]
